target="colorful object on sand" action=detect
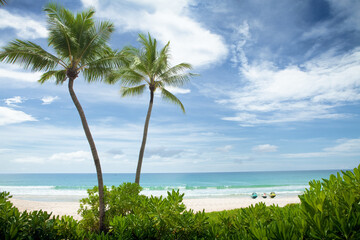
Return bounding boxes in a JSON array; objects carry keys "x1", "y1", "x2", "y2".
[
  {"x1": 270, "y1": 192, "x2": 276, "y2": 198},
  {"x1": 262, "y1": 193, "x2": 267, "y2": 198},
  {"x1": 251, "y1": 192, "x2": 257, "y2": 199}
]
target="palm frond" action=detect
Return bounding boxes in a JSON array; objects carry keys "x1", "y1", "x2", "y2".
[
  {"x1": 154, "y1": 80, "x2": 164, "y2": 89},
  {"x1": 161, "y1": 72, "x2": 196, "y2": 87},
  {"x1": 38, "y1": 70, "x2": 67, "y2": 84},
  {"x1": 104, "y1": 71, "x2": 122, "y2": 84},
  {"x1": 161, "y1": 63, "x2": 192, "y2": 77},
  {"x1": 106, "y1": 48, "x2": 149, "y2": 86},
  {"x1": 132, "y1": 55, "x2": 150, "y2": 77},
  {"x1": 0, "y1": 39, "x2": 63, "y2": 71},
  {"x1": 138, "y1": 33, "x2": 157, "y2": 71},
  {"x1": 121, "y1": 85, "x2": 146, "y2": 97},
  {"x1": 122, "y1": 45, "x2": 139, "y2": 57},
  {"x1": 44, "y1": 2, "x2": 75, "y2": 25},
  {"x1": 44, "y1": 3, "x2": 78, "y2": 61},
  {"x1": 160, "y1": 63, "x2": 195, "y2": 87},
  {"x1": 77, "y1": 20, "x2": 114, "y2": 65},
  {"x1": 153, "y1": 41, "x2": 170, "y2": 75},
  {"x1": 105, "y1": 67, "x2": 145, "y2": 86},
  {"x1": 160, "y1": 87, "x2": 185, "y2": 113},
  {"x1": 0, "y1": 0, "x2": 7, "y2": 6},
  {"x1": 74, "y1": 7, "x2": 96, "y2": 46},
  {"x1": 119, "y1": 68, "x2": 146, "y2": 86},
  {"x1": 80, "y1": 49, "x2": 126, "y2": 82},
  {"x1": 82, "y1": 67, "x2": 111, "y2": 83}
]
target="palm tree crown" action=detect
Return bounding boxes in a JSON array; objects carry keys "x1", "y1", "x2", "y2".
[
  {"x1": 107, "y1": 33, "x2": 196, "y2": 184},
  {"x1": 0, "y1": 2, "x2": 122, "y2": 83},
  {"x1": 108, "y1": 33, "x2": 195, "y2": 112}
]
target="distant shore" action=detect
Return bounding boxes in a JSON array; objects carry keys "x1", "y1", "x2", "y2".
[{"x1": 10, "y1": 195, "x2": 300, "y2": 220}]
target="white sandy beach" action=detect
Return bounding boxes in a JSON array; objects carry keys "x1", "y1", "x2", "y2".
[{"x1": 10, "y1": 196, "x2": 300, "y2": 220}]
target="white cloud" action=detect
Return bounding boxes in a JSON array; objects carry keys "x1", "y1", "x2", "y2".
[
  {"x1": 11, "y1": 151, "x2": 91, "y2": 164},
  {"x1": 216, "y1": 145, "x2": 233, "y2": 152},
  {"x1": 324, "y1": 139, "x2": 360, "y2": 152},
  {"x1": 0, "y1": 9, "x2": 48, "y2": 39},
  {"x1": 4, "y1": 96, "x2": 25, "y2": 106},
  {"x1": 0, "y1": 106, "x2": 37, "y2": 126},
  {"x1": 252, "y1": 144, "x2": 278, "y2": 153},
  {"x1": 41, "y1": 96, "x2": 59, "y2": 105},
  {"x1": 13, "y1": 157, "x2": 44, "y2": 163},
  {"x1": 0, "y1": 121, "x2": 247, "y2": 172},
  {"x1": 154, "y1": 86, "x2": 190, "y2": 99},
  {"x1": 0, "y1": 148, "x2": 13, "y2": 153},
  {"x1": 82, "y1": 0, "x2": 99, "y2": 8},
  {"x1": 0, "y1": 64, "x2": 42, "y2": 82},
  {"x1": 49, "y1": 151, "x2": 91, "y2": 162},
  {"x1": 163, "y1": 86, "x2": 191, "y2": 94},
  {"x1": 220, "y1": 48, "x2": 360, "y2": 126},
  {"x1": 230, "y1": 21, "x2": 250, "y2": 68},
  {"x1": 82, "y1": 0, "x2": 228, "y2": 68},
  {"x1": 282, "y1": 138, "x2": 360, "y2": 158},
  {"x1": 146, "y1": 147, "x2": 183, "y2": 158}
]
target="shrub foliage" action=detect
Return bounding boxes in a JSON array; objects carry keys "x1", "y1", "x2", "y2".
[{"x1": 1, "y1": 164, "x2": 360, "y2": 239}]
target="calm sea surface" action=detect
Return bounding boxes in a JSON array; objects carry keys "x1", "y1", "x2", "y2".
[{"x1": 0, "y1": 170, "x2": 343, "y2": 201}]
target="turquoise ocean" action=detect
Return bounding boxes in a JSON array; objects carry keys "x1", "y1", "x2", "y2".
[{"x1": 0, "y1": 170, "x2": 342, "y2": 202}]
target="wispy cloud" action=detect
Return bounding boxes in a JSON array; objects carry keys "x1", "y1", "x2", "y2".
[
  {"x1": 0, "y1": 106, "x2": 36, "y2": 126},
  {"x1": 0, "y1": 9, "x2": 48, "y2": 39},
  {"x1": 0, "y1": 121, "x2": 246, "y2": 172},
  {"x1": 0, "y1": 148, "x2": 13, "y2": 153},
  {"x1": 49, "y1": 151, "x2": 91, "y2": 162},
  {"x1": 145, "y1": 147, "x2": 184, "y2": 158},
  {"x1": 301, "y1": 0, "x2": 360, "y2": 42},
  {"x1": 230, "y1": 21, "x2": 250, "y2": 68},
  {"x1": 4, "y1": 96, "x2": 25, "y2": 107},
  {"x1": 41, "y1": 96, "x2": 59, "y2": 105},
  {"x1": 282, "y1": 138, "x2": 360, "y2": 158},
  {"x1": 81, "y1": 0, "x2": 228, "y2": 68},
  {"x1": 0, "y1": 64, "x2": 42, "y2": 82},
  {"x1": 252, "y1": 144, "x2": 278, "y2": 153},
  {"x1": 216, "y1": 145, "x2": 233, "y2": 152},
  {"x1": 219, "y1": 48, "x2": 360, "y2": 126},
  {"x1": 164, "y1": 86, "x2": 191, "y2": 94},
  {"x1": 13, "y1": 157, "x2": 45, "y2": 163},
  {"x1": 12, "y1": 151, "x2": 91, "y2": 164}
]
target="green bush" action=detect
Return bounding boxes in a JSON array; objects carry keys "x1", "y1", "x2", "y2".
[
  {"x1": 79, "y1": 183, "x2": 210, "y2": 238},
  {"x1": 299, "y1": 166, "x2": 360, "y2": 239},
  {"x1": 206, "y1": 164, "x2": 360, "y2": 240},
  {"x1": 0, "y1": 192, "x2": 89, "y2": 240},
  {"x1": 78, "y1": 182, "x2": 144, "y2": 232},
  {"x1": 206, "y1": 203, "x2": 305, "y2": 239},
  {"x1": 0, "y1": 191, "x2": 58, "y2": 239}
]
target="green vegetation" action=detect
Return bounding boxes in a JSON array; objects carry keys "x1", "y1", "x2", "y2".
[
  {"x1": 0, "y1": 3, "x2": 124, "y2": 232},
  {"x1": 1, "y1": 165, "x2": 360, "y2": 239},
  {"x1": 106, "y1": 33, "x2": 196, "y2": 184}
]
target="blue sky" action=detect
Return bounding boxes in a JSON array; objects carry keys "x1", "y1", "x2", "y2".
[{"x1": 0, "y1": 0, "x2": 359, "y2": 173}]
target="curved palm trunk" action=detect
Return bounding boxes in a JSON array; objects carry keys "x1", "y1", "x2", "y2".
[
  {"x1": 135, "y1": 90, "x2": 154, "y2": 184},
  {"x1": 68, "y1": 78, "x2": 105, "y2": 232}
]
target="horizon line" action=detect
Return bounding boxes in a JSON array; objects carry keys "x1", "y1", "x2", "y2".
[{"x1": 0, "y1": 168, "x2": 350, "y2": 175}]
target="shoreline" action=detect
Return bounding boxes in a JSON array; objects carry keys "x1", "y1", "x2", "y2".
[{"x1": 10, "y1": 195, "x2": 300, "y2": 220}]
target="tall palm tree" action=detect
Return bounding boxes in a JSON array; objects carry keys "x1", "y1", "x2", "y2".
[
  {"x1": 107, "y1": 33, "x2": 195, "y2": 184},
  {"x1": 0, "y1": 3, "x2": 122, "y2": 232}
]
